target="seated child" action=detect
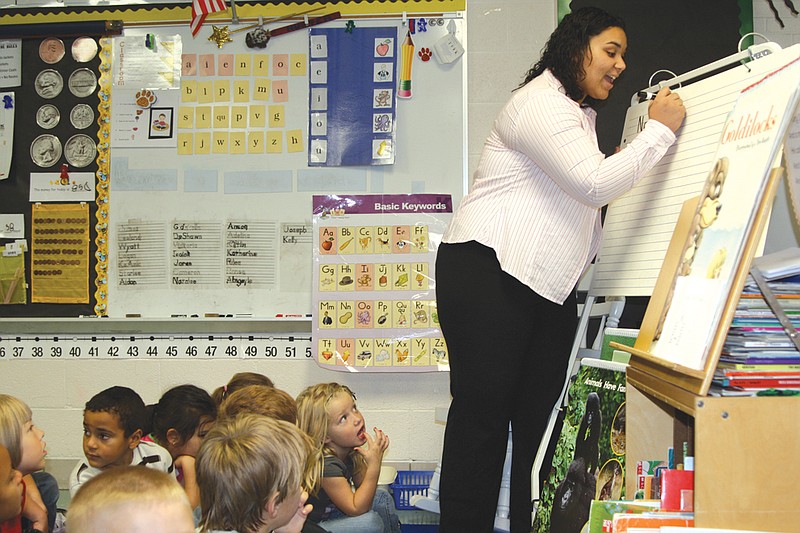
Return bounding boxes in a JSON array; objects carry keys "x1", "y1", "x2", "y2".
[
  {"x1": 66, "y1": 466, "x2": 194, "y2": 533},
  {"x1": 0, "y1": 445, "x2": 24, "y2": 531},
  {"x1": 146, "y1": 384, "x2": 216, "y2": 509},
  {"x1": 218, "y1": 385, "x2": 297, "y2": 424},
  {"x1": 0, "y1": 394, "x2": 52, "y2": 532},
  {"x1": 196, "y1": 414, "x2": 314, "y2": 533},
  {"x1": 212, "y1": 372, "x2": 274, "y2": 407},
  {"x1": 69, "y1": 386, "x2": 173, "y2": 496},
  {"x1": 296, "y1": 383, "x2": 401, "y2": 533}
]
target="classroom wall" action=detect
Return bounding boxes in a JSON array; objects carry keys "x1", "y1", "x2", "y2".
[
  {"x1": 4, "y1": 0, "x2": 799, "y2": 485},
  {"x1": 0, "y1": 0, "x2": 557, "y2": 484}
]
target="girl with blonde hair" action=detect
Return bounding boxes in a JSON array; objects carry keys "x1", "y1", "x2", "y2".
[{"x1": 296, "y1": 383, "x2": 399, "y2": 533}]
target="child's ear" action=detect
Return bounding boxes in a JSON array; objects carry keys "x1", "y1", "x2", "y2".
[
  {"x1": 165, "y1": 428, "x2": 181, "y2": 447},
  {"x1": 265, "y1": 491, "x2": 281, "y2": 519},
  {"x1": 128, "y1": 429, "x2": 142, "y2": 449}
]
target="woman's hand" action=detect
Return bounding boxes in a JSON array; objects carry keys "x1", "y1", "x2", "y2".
[{"x1": 648, "y1": 86, "x2": 686, "y2": 133}]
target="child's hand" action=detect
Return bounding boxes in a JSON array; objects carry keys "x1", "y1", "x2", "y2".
[
  {"x1": 357, "y1": 427, "x2": 390, "y2": 466},
  {"x1": 174, "y1": 455, "x2": 200, "y2": 508},
  {"x1": 174, "y1": 454, "x2": 196, "y2": 474},
  {"x1": 273, "y1": 490, "x2": 312, "y2": 533}
]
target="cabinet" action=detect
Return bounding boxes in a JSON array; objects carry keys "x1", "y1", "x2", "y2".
[{"x1": 626, "y1": 372, "x2": 800, "y2": 532}]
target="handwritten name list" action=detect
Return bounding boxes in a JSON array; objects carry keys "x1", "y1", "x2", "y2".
[{"x1": 116, "y1": 220, "x2": 279, "y2": 288}]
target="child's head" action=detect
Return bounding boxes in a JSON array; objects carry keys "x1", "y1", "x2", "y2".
[
  {"x1": 82, "y1": 386, "x2": 147, "y2": 470},
  {"x1": 212, "y1": 372, "x2": 275, "y2": 406},
  {"x1": 196, "y1": 414, "x2": 314, "y2": 533},
  {"x1": 0, "y1": 445, "x2": 23, "y2": 522},
  {"x1": 149, "y1": 384, "x2": 216, "y2": 459},
  {"x1": 296, "y1": 383, "x2": 366, "y2": 455},
  {"x1": 67, "y1": 466, "x2": 194, "y2": 533},
  {"x1": 219, "y1": 385, "x2": 297, "y2": 424},
  {"x1": 0, "y1": 394, "x2": 47, "y2": 474}
]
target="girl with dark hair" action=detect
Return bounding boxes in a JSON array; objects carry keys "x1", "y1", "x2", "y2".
[
  {"x1": 435, "y1": 7, "x2": 685, "y2": 533},
  {"x1": 147, "y1": 385, "x2": 217, "y2": 511}
]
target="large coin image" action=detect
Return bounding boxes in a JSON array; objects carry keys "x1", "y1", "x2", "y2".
[
  {"x1": 39, "y1": 37, "x2": 65, "y2": 64},
  {"x1": 70, "y1": 104, "x2": 94, "y2": 130},
  {"x1": 64, "y1": 134, "x2": 96, "y2": 168},
  {"x1": 34, "y1": 69, "x2": 64, "y2": 99},
  {"x1": 71, "y1": 37, "x2": 98, "y2": 62},
  {"x1": 68, "y1": 68, "x2": 97, "y2": 98},
  {"x1": 36, "y1": 104, "x2": 60, "y2": 129},
  {"x1": 30, "y1": 134, "x2": 62, "y2": 168}
]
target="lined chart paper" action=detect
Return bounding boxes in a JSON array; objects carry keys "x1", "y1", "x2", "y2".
[{"x1": 592, "y1": 43, "x2": 800, "y2": 297}]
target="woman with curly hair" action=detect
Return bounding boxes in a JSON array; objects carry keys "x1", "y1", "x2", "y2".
[{"x1": 435, "y1": 7, "x2": 685, "y2": 532}]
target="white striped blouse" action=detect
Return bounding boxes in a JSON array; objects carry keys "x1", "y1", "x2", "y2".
[{"x1": 443, "y1": 69, "x2": 676, "y2": 304}]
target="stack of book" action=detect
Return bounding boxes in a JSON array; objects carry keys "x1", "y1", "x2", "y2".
[{"x1": 712, "y1": 248, "x2": 800, "y2": 396}]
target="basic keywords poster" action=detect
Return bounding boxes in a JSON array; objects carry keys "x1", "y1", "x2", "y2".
[{"x1": 312, "y1": 193, "x2": 451, "y2": 372}]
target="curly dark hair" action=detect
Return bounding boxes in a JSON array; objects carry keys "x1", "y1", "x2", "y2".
[
  {"x1": 519, "y1": 7, "x2": 625, "y2": 104},
  {"x1": 85, "y1": 386, "x2": 147, "y2": 438}
]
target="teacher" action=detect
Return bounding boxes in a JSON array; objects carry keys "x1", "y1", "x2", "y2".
[{"x1": 434, "y1": 7, "x2": 685, "y2": 533}]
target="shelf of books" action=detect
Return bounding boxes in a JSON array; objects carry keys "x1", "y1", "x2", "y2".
[
  {"x1": 622, "y1": 178, "x2": 800, "y2": 530},
  {"x1": 618, "y1": 52, "x2": 800, "y2": 531}
]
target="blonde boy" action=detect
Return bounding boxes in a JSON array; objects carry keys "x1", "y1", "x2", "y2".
[
  {"x1": 218, "y1": 385, "x2": 298, "y2": 424},
  {"x1": 66, "y1": 466, "x2": 194, "y2": 533},
  {"x1": 196, "y1": 414, "x2": 315, "y2": 533}
]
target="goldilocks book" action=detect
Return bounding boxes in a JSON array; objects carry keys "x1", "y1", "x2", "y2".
[{"x1": 533, "y1": 359, "x2": 627, "y2": 533}]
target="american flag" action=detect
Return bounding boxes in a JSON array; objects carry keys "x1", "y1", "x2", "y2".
[{"x1": 190, "y1": 0, "x2": 228, "y2": 36}]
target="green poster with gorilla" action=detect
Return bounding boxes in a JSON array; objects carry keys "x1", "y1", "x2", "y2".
[{"x1": 533, "y1": 359, "x2": 627, "y2": 533}]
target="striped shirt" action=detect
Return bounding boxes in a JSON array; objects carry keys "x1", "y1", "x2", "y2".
[{"x1": 443, "y1": 69, "x2": 675, "y2": 304}]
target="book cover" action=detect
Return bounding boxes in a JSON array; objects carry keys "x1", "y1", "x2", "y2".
[
  {"x1": 716, "y1": 362, "x2": 800, "y2": 370},
  {"x1": 651, "y1": 54, "x2": 800, "y2": 370},
  {"x1": 612, "y1": 512, "x2": 694, "y2": 532},
  {"x1": 752, "y1": 246, "x2": 800, "y2": 280},
  {"x1": 587, "y1": 499, "x2": 660, "y2": 533},
  {"x1": 634, "y1": 474, "x2": 654, "y2": 500},
  {"x1": 600, "y1": 327, "x2": 638, "y2": 361},
  {"x1": 659, "y1": 470, "x2": 694, "y2": 512},
  {"x1": 533, "y1": 359, "x2": 628, "y2": 533},
  {"x1": 717, "y1": 377, "x2": 800, "y2": 388}
]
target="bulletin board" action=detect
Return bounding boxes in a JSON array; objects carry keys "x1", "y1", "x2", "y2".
[{"x1": 0, "y1": 2, "x2": 467, "y2": 319}]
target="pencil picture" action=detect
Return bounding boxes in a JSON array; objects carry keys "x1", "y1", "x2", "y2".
[{"x1": 398, "y1": 31, "x2": 414, "y2": 98}]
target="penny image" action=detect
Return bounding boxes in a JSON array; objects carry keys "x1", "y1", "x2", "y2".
[
  {"x1": 71, "y1": 37, "x2": 98, "y2": 62},
  {"x1": 30, "y1": 134, "x2": 62, "y2": 168},
  {"x1": 64, "y1": 134, "x2": 96, "y2": 168},
  {"x1": 36, "y1": 104, "x2": 60, "y2": 129},
  {"x1": 68, "y1": 68, "x2": 97, "y2": 98},
  {"x1": 70, "y1": 104, "x2": 94, "y2": 130},
  {"x1": 39, "y1": 37, "x2": 65, "y2": 64},
  {"x1": 34, "y1": 69, "x2": 63, "y2": 99}
]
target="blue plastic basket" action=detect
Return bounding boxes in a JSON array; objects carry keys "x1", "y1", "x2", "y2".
[
  {"x1": 390, "y1": 470, "x2": 434, "y2": 510},
  {"x1": 400, "y1": 525, "x2": 438, "y2": 533}
]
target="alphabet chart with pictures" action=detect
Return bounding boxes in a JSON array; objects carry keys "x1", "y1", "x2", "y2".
[{"x1": 312, "y1": 194, "x2": 451, "y2": 372}]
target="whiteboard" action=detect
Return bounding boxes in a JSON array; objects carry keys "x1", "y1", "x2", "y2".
[
  {"x1": 591, "y1": 44, "x2": 800, "y2": 297},
  {"x1": 106, "y1": 17, "x2": 466, "y2": 318}
]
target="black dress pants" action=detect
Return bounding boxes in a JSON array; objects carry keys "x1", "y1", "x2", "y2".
[{"x1": 435, "y1": 241, "x2": 577, "y2": 533}]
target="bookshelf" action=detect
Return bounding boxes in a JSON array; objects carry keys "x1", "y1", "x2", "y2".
[
  {"x1": 620, "y1": 166, "x2": 800, "y2": 530},
  {"x1": 626, "y1": 380, "x2": 800, "y2": 531}
]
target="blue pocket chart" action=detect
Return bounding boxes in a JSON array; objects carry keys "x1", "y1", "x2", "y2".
[{"x1": 308, "y1": 27, "x2": 397, "y2": 167}]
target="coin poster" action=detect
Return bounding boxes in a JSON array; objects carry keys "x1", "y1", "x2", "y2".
[
  {"x1": 30, "y1": 202, "x2": 90, "y2": 304},
  {"x1": 312, "y1": 194, "x2": 451, "y2": 372}
]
